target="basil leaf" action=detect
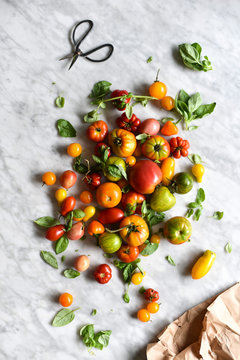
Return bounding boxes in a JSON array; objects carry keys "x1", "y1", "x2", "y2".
[
  {"x1": 80, "y1": 324, "x2": 96, "y2": 348},
  {"x1": 139, "y1": 286, "x2": 146, "y2": 294},
  {"x1": 114, "y1": 164, "x2": 127, "y2": 180},
  {"x1": 83, "y1": 109, "x2": 100, "y2": 123},
  {"x1": 149, "y1": 212, "x2": 165, "y2": 227},
  {"x1": 188, "y1": 126, "x2": 199, "y2": 131},
  {"x1": 123, "y1": 264, "x2": 133, "y2": 283},
  {"x1": 106, "y1": 165, "x2": 122, "y2": 179},
  {"x1": 34, "y1": 216, "x2": 60, "y2": 228},
  {"x1": 61, "y1": 255, "x2": 66, "y2": 262},
  {"x1": 55, "y1": 96, "x2": 65, "y2": 108},
  {"x1": 55, "y1": 236, "x2": 69, "y2": 254},
  {"x1": 213, "y1": 211, "x2": 224, "y2": 220},
  {"x1": 187, "y1": 202, "x2": 199, "y2": 209},
  {"x1": 92, "y1": 154, "x2": 103, "y2": 164},
  {"x1": 89, "y1": 81, "x2": 112, "y2": 99},
  {"x1": 147, "y1": 56, "x2": 152, "y2": 63},
  {"x1": 141, "y1": 200, "x2": 148, "y2": 216},
  {"x1": 178, "y1": 89, "x2": 190, "y2": 104},
  {"x1": 63, "y1": 269, "x2": 80, "y2": 278},
  {"x1": 193, "y1": 208, "x2": 202, "y2": 221},
  {"x1": 125, "y1": 103, "x2": 133, "y2": 119},
  {"x1": 40, "y1": 251, "x2": 58, "y2": 269},
  {"x1": 73, "y1": 209, "x2": 85, "y2": 218},
  {"x1": 57, "y1": 119, "x2": 76, "y2": 137},
  {"x1": 52, "y1": 308, "x2": 79, "y2": 327},
  {"x1": 192, "y1": 42, "x2": 202, "y2": 55},
  {"x1": 179, "y1": 43, "x2": 212, "y2": 72},
  {"x1": 186, "y1": 209, "x2": 194, "y2": 218},
  {"x1": 91, "y1": 309, "x2": 97, "y2": 316},
  {"x1": 136, "y1": 133, "x2": 149, "y2": 141},
  {"x1": 113, "y1": 260, "x2": 127, "y2": 270},
  {"x1": 165, "y1": 255, "x2": 176, "y2": 266},
  {"x1": 161, "y1": 117, "x2": 175, "y2": 124},
  {"x1": 188, "y1": 93, "x2": 202, "y2": 113},
  {"x1": 196, "y1": 188, "x2": 205, "y2": 203},
  {"x1": 73, "y1": 155, "x2": 88, "y2": 174},
  {"x1": 103, "y1": 149, "x2": 109, "y2": 163},
  {"x1": 224, "y1": 242, "x2": 232, "y2": 254},
  {"x1": 123, "y1": 292, "x2": 130, "y2": 303},
  {"x1": 140, "y1": 242, "x2": 158, "y2": 256},
  {"x1": 193, "y1": 103, "x2": 216, "y2": 118},
  {"x1": 188, "y1": 154, "x2": 202, "y2": 164},
  {"x1": 95, "y1": 330, "x2": 112, "y2": 348}
]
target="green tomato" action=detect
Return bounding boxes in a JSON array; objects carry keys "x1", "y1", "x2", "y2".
[
  {"x1": 99, "y1": 232, "x2": 122, "y2": 253},
  {"x1": 163, "y1": 216, "x2": 192, "y2": 244},
  {"x1": 104, "y1": 156, "x2": 126, "y2": 182},
  {"x1": 150, "y1": 186, "x2": 176, "y2": 212},
  {"x1": 173, "y1": 172, "x2": 193, "y2": 194}
]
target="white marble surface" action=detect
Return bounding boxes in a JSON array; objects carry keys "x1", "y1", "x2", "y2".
[{"x1": 1, "y1": 0, "x2": 240, "y2": 359}]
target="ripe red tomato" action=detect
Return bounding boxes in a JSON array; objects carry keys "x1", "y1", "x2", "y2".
[
  {"x1": 94, "y1": 142, "x2": 111, "y2": 158},
  {"x1": 45, "y1": 225, "x2": 65, "y2": 241},
  {"x1": 144, "y1": 288, "x2": 159, "y2": 302},
  {"x1": 60, "y1": 170, "x2": 77, "y2": 189},
  {"x1": 66, "y1": 222, "x2": 85, "y2": 240},
  {"x1": 87, "y1": 120, "x2": 108, "y2": 142},
  {"x1": 94, "y1": 264, "x2": 112, "y2": 284},
  {"x1": 98, "y1": 208, "x2": 124, "y2": 225},
  {"x1": 129, "y1": 160, "x2": 162, "y2": 194},
  {"x1": 116, "y1": 113, "x2": 141, "y2": 132},
  {"x1": 111, "y1": 90, "x2": 131, "y2": 110},
  {"x1": 61, "y1": 196, "x2": 76, "y2": 216},
  {"x1": 117, "y1": 245, "x2": 139, "y2": 263},
  {"x1": 121, "y1": 191, "x2": 146, "y2": 215},
  {"x1": 83, "y1": 173, "x2": 101, "y2": 190}
]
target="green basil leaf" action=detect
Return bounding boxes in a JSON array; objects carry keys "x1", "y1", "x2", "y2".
[
  {"x1": 123, "y1": 292, "x2": 130, "y2": 303},
  {"x1": 196, "y1": 188, "x2": 205, "y2": 203},
  {"x1": 57, "y1": 119, "x2": 76, "y2": 137},
  {"x1": 113, "y1": 260, "x2": 127, "y2": 270},
  {"x1": 80, "y1": 324, "x2": 96, "y2": 348},
  {"x1": 188, "y1": 154, "x2": 202, "y2": 164},
  {"x1": 61, "y1": 255, "x2": 66, "y2": 262},
  {"x1": 213, "y1": 211, "x2": 224, "y2": 220},
  {"x1": 52, "y1": 308, "x2": 78, "y2": 327},
  {"x1": 193, "y1": 208, "x2": 202, "y2": 221},
  {"x1": 141, "y1": 242, "x2": 158, "y2": 256},
  {"x1": 187, "y1": 202, "x2": 199, "y2": 209},
  {"x1": 106, "y1": 165, "x2": 122, "y2": 179},
  {"x1": 224, "y1": 242, "x2": 232, "y2": 253},
  {"x1": 125, "y1": 103, "x2": 133, "y2": 119},
  {"x1": 177, "y1": 100, "x2": 190, "y2": 116},
  {"x1": 141, "y1": 200, "x2": 148, "y2": 216},
  {"x1": 55, "y1": 96, "x2": 65, "y2": 108},
  {"x1": 193, "y1": 103, "x2": 216, "y2": 119},
  {"x1": 92, "y1": 154, "x2": 103, "y2": 164},
  {"x1": 83, "y1": 109, "x2": 100, "y2": 123},
  {"x1": 63, "y1": 269, "x2": 80, "y2": 278},
  {"x1": 34, "y1": 216, "x2": 60, "y2": 228},
  {"x1": 191, "y1": 42, "x2": 202, "y2": 55},
  {"x1": 136, "y1": 133, "x2": 149, "y2": 141},
  {"x1": 55, "y1": 236, "x2": 69, "y2": 254},
  {"x1": 114, "y1": 164, "x2": 128, "y2": 180},
  {"x1": 178, "y1": 89, "x2": 190, "y2": 104},
  {"x1": 188, "y1": 126, "x2": 199, "y2": 131},
  {"x1": 186, "y1": 209, "x2": 194, "y2": 218},
  {"x1": 91, "y1": 309, "x2": 97, "y2": 316},
  {"x1": 123, "y1": 264, "x2": 133, "y2": 283},
  {"x1": 95, "y1": 330, "x2": 112, "y2": 348},
  {"x1": 161, "y1": 117, "x2": 175, "y2": 124},
  {"x1": 139, "y1": 286, "x2": 146, "y2": 294},
  {"x1": 40, "y1": 251, "x2": 58, "y2": 269},
  {"x1": 73, "y1": 209, "x2": 85, "y2": 219},
  {"x1": 103, "y1": 148, "x2": 109, "y2": 163},
  {"x1": 165, "y1": 255, "x2": 176, "y2": 266},
  {"x1": 149, "y1": 212, "x2": 165, "y2": 227},
  {"x1": 188, "y1": 93, "x2": 202, "y2": 113},
  {"x1": 89, "y1": 81, "x2": 112, "y2": 99},
  {"x1": 147, "y1": 56, "x2": 153, "y2": 63},
  {"x1": 179, "y1": 43, "x2": 200, "y2": 64}
]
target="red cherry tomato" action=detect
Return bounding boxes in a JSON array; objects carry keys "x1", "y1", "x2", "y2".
[
  {"x1": 98, "y1": 208, "x2": 124, "y2": 225},
  {"x1": 116, "y1": 113, "x2": 141, "y2": 132},
  {"x1": 45, "y1": 225, "x2": 65, "y2": 241},
  {"x1": 94, "y1": 264, "x2": 112, "y2": 284},
  {"x1": 94, "y1": 142, "x2": 111, "y2": 158},
  {"x1": 144, "y1": 288, "x2": 160, "y2": 302},
  {"x1": 87, "y1": 121, "x2": 108, "y2": 142},
  {"x1": 61, "y1": 196, "x2": 76, "y2": 216},
  {"x1": 60, "y1": 170, "x2": 77, "y2": 189},
  {"x1": 83, "y1": 173, "x2": 101, "y2": 190},
  {"x1": 117, "y1": 245, "x2": 139, "y2": 263},
  {"x1": 111, "y1": 90, "x2": 131, "y2": 111}
]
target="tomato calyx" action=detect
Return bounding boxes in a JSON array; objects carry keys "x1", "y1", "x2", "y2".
[{"x1": 113, "y1": 137, "x2": 122, "y2": 146}]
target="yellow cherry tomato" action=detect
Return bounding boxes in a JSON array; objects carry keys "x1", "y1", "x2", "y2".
[
  {"x1": 55, "y1": 188, "x2": 67, "y2": 204},
  {"x1": 161, "y1": 96, "x2": 175, "y2": 111},
  {"x1": 137, "y1": 309, "x2": 150, "y2": 322},
  {"x1": 191, "y1": 250, "x2": 216, "y2": 280},
  {"x1": 42, "y1": 172, "x2": 56, "y2": 186},
  {"x1": 131, "y1": 272, "x2": 144, "y2": 285},
  {"x1": 192, "y1": 164, "x2": 205, "y2": 183},
  {"x1": 160, "y1": 157, "x2": 175, "y2": 186},
  {"x1": 126, "y1": 156, "x2": 136, "y2": 167},
  {"x1": 150, "y1": 234, "x2": 161, "y2": 244},
  {"x1": 83, "y1": 206, "x2": 96, "y2": 222},
  {"x1": 67, "y1": 143, "x2": 82, "y2": 157},
  {"x1": 147, "y1": 302, "x2": 160, "y2": 314}
]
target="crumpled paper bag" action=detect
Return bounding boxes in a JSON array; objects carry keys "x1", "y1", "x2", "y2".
[{"x1": 147, "y1": 282, "x2": 240, "y2": 359}]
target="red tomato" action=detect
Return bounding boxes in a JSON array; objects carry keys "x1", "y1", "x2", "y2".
[
  {"x1": 98, "y1": 208, "x2": 124, "y2": 225},
  {"x1": 111, "y1": 90, "x2": 131, "y2": 110},
  {"x1": 117, "y1": 245, "x2": 139, "y2": 263},
  {"x1": 61, "y1": 196, "x2": 76, "y2": 216},
  {"x1": 94, "y1": 142, "x2": 111, "y2": 158},
  {"x1": 87, "y1": 121, "x2": 108, "y2": 142},
  {"x1": 144, "y1": 288, "x2": 160, "y2": 302},
  {"x1": 83, "y1": 173, "x2": 101, "y2": 190},
  {"x1": 60, "y1": 170, "x2": 77, "y2": 189},
  {"x1": 66, "y1": 222, "x2": 84, "y2": 240},
  {"x1": 129, "y1": 160, "x2": 162, "y2": 194},
  {"x1": 116, "y1": 113, "x2": 141, "y2": 132},
  {"x1": 45, "y1": 225, "x2": 65, "y2": 241},
  {"x1": 94, "y1": 264, "x2": 112, "y2": 284},
  {"x1": 121, "y1": 191, "x2": 146, "y2": 215}
]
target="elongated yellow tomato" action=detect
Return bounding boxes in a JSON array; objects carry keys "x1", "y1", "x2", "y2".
[
  {"x1": 119, "y1": 215, "x2": 149, "y2": 246},
  {"x1": 108, "y1": 128, "x2": 137, "y2": 157},
  {"x1": 161, "y1": 157, "x2": 175, "y2": 186},
  {"x1": 191, "y1": 250, "x2": 216, "y2": 279},
  {"x1": 83, "y1": 206, "x2": 96, "y2": 222},
  {"x1": 192, "y1": 164, "x2": 205, "y2": 183}
]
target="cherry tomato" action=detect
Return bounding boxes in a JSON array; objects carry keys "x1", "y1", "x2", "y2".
[
  {"x1": 61, "y1": 196, "x2": 76, "y2": 216},
  {"x1": 60, "y1": 170, "x2": 77, "y2": 189},
  {"x1": 98, "y1": 208, "x2": 124, "y2": 225},
  {"x1": 88, "y1": 220, "x2": 105, "y2": 236},
  {"x1": 150, "y1": 234, "x2": 161, "y2": 244},
  {"x1": 147, "y1": 302, "x2": 160, "y2": 314},
  {"x1": 74, "y1": 255, "x2": 90, "y2": 272},
  {"x1": 94, "y1": 264, "x2": 112, "y2": 284},
  {"x1": 87, "y1": 120, "x2": 108, "y2": 142},
  {"x1": 59, "y1": 292, "x2": 73, "y2": 307},
  {"x1": 126, "y1": 156, "x2": 136, "y2": 167},
  {"x1": 111, "y1": 89, "x2": 131, "y2": 111},
  {"x1": 83, "y1": 206, "x2": 96, "y2": 222},
  {"x1": 137, "y1": 309, "x2": 150, "y2": 322},
  {"x1": 144, "y1": 288, "x2": 159, "y2": 302},
  {"x1": 116, "y1": 113, "x2": 141, "y2": 132},
  {"x1": 161, "y1": 96, "x2": 175, "y2": 111},
  {"x1": 66, "y1": 221, "x2": 84, "y2": 240},
  {"x1": 117, "y1": 245, "x2": 139, "y2": 263},
  {"x1": 67, "y1": 143, "x2": 82, "y2": 157},
  {"x1": 45, "y1": 225, "x2": 65, "y2": 241},
  {"x1": 192, "y1": 164, "x2": 205, "y2": 183},
  {"x1": 149, "y1": 70, "x2": 167, "y2": 100},
  {"x1": 79, "y1": 190, "x2": 93, "y2": 204},
  {"x1": 42, "y1": 172, "x2": 56, "y2": 186},
  {"x1": 55, "y1": 188, "x2": 67, "y2": 204},
  {"x1": 94, "y1": 142, "x2": 111, "y2": 158},
  {"x1": 131, "y1": 272, "x2": 144, "y2": 285},
  {"x1": 160, "y1": 121, "x2": 178, "y2": 136},
  {"x1": 83, "y1": 173, "x2": 101, "y2": 190}
]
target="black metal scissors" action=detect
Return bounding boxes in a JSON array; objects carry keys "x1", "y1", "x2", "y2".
[{"x1": 60, "y1": 20, "x2": 114, "y2": 70}]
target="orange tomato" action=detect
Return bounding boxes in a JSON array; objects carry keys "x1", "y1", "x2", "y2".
[
  {"x1": 80, "y1": 190, "x2": 93, "y2": 204},
  {"x1": 108, "y1": 128, "x2": 136, "y2": 157},
  {"x1": 96, "y1": 182, "x2": 122, "y2": 208},
  {"x1": 126, "y1": 156, "x2": 136, "y2": 167},
  {"x1": 160, "y1": 157, "x2": 175, "y2": 186},
  {"x1": 150, "y1": 234, "x2": 161, "y2": 244},
  {"x1": 59, "y1": 292, "x2": 73, "y2": 307},
  {"x1": 133, "y1": 141, "x2": 142, "y2": 157},
  {"x1": 67, "y1": 143, "x2": 82, "y2": 157},
  {"x1": 146, "y1": 302, "x2": 160, "y2": 314},
  {"x1": 161, "y1": 96, "x2": 175, "y2": 111},
  {"x1": 119, "y1": 215, "x2": 149, "y2": 246},
  {"x1": 42, "y1": 172, "x2": 56, "y2": 186},
  {"x1": 160, "y1": 121, "x2": 178, "y2": 136},
  {"x1": 137, "y1": 309, "x2": 150, "y2": 322},
  {"x1": 88, "y1": 220, "x2": 105, "y2": 236}
]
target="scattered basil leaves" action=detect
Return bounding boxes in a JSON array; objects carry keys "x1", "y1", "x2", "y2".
[
  {"x1": 52, "y1": 308, "x2": 79, "y2": 327},
  {"x1": 57, "y1": 119, "x2": 76, "y2": 137},
  {"x1": 63, "y1": 269, "x2": 80, "y2": 278},
  {"x1": 40, "y1": 251, "x2": 58, "y2": 269}
]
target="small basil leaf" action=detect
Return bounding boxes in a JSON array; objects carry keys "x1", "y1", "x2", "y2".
[
  {"x1": 55, "y1": 96, "x2": 65, "y2": 108},
  {"x1": 89, "y1": 81, "x2": 112, "y2": 99},
  {"x1": 213, "y1": 211, "x2": 224, "y2": 220},
  {"x1": 165, "y1": 255, "x2": 176, "y2": 266},
  {"x1": 73, "y1": 209, "x2": 85, "y2": 218},
  {"x1": 188, "y1": 154, "x2": 202, "y2": 164},
  {"x1": 186, "y1": 209, "x2": 194, "y2": 218},
  {"x1": 91, "y1": 309, "x2": 97, "y2": 316},
  {"x1": 140, "y1": 242, "x2": 158, "y2": 256},
  {"x1": 63, "y1": 269, "x2": 80, "y2": 278},
  {"x1": 178, "y1": 89, "x2": 190, "y2": 104},
  {"x1": 95, "y1": 330, "x2": 112, "y2": 348},
  {"x1": 34, "y1": 216, "x2": 60, "y2": 228},
  {"x1": 136, "y1": 133, "x2": 149, "y2": 141},
  {"x1": 224, "y1": 242, "x2": 232, "y2": 253},
  {"x1": 193, "y1": 103, "x2": 216, "y2": 119},
  {"x1": 57, "y1": 119, "x2": 76, "y2": 137},
  {"x1": 83, "y1": 109, "x2": 100, "y2": 123},
  {"x1": 187, "y1": 202, "x2": 199, "y2": 209},
  {"x1": 146, "y1": 56, "x2": 152, "y2": 63},
  {"x1": 188, "y1": 126, "x2": 199, "y2": 131},
  {"x1": 55, "y1": 236, "x2": 69, "y2": 254},
  {"x1": 52, "y1": 308, "x2": 78, "y2": 327},
  {"x1": 40, "y1": 251, "x2": 58, "y2": 269},
  {"x1": 125, "y1": 103, "x2": 133, "y2": 119},
  {"x1": 193, "y1": 208, "x2": 202, "y2": 221},
  {"x1": 123, "y1": 292, "x2": 130, "y2": 303},
  {"x1": 161, "y1": 117, "x2": 175, "y2": 124},
  {"x1": 196, "y1": 188, "x2": 205, "y2": 203},
  {"x1": 188, "y1": 93, "x2": 202, "y2": 113},
  {"x1": 139, "y1": 286, "x2": 146, "y2": 294}
]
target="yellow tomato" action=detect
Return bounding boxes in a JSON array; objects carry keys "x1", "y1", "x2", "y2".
[
  {"x1": 192, "y1": 164, "x2": 205, "y2": 183},
  {"x1": 55, "y1": 188, "x2": 67, "y2": 204},
  {"x1": 131, "y1": 272, "x2": 144, "y2": 285},
  {"x1": 137, "y1": 309, "x2": 150, "y2": 322},
  {"x1": 160, "y1": 157, "x2": 175, "y2": 186},
  {"x1": 150, "y1": 234, "x2": 161, "y2": 244},
  {"x1": 83, "y1": 206, "x2": 96, "y2": 222},
  {"x1": 191, "y1": 250, "x2": 216, "y2": 280},
  {"x1": 67, "y1": 143, "x2": 82, "y2": 157},
  {"x1": 147, "y1": 302, "x2": 160, "y2": 314}
]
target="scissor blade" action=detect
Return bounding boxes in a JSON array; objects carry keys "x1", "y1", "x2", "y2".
[
  {"x1": 68, "y1": 54, "x2": 79, "y2": 70},
  {"x1": 59, "y1": 53, "x2": 74, "y2": 61}
]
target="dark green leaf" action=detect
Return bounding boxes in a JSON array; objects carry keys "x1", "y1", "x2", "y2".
[
  {"x1": 123, "y1": 264, "x2": 133, "y2": 283},
  {"x1": 55, "y1": 236, "x2": 69, "y2": 254},
  {"x1": 193, "y1": 208, "x2": 202, "y2": 221},
  {"x1": 57, "y1": 119, "x2": 76, "y2": 137},
  {"x1": 80, "y1": 324, "x2": 96, "y2": 348},
  {"x1": 147, "y1": 56, "x2": 153, "y2": 63},
  {"x1": 61, "y1": 255, "x2": 66, "y2": 262},
  {"x1": 196, "y1": 188, "x2": 205, "y2": 203},
  {"x1": 186, "y1": 209, "x2": 194, "y2": 218},
  {"x1": 55, "y1": 96, "x2": 65, "y2": 108},
  {"x1": 139, "y1": 286, "x2": 146, "y2": 294},
  {"x1": 95, "y1": 330, "x2": 112, "y2": 348},
  {"x1": 91, "y1": 309, "x2": 97, "y2": 316},
  {"x1": 89, "y1": 81, "x2": 112, "y2": 99},
  {"x1": 34, "y1": 216, "x2": 60, "y2": 228},
  {"x1": 140, "y1": 242, "x2": 158, "y2": 256},
  {"x1": 188, "y1": 154, "x2": 202, "y2": 164},
  {"x1": 73, "y1": 155, "x2": 88, "y2": 174},
  {"x1": 213, "y1": 211, "x2": 224, "y2": 220},
  {"x1": 188, "y1": 202, "x2": 199, "y2": 209},
  {"x1": 83, "y1": 109, "x2": 100, "y2": 123},
  {"x1": 63, "y1": 269, "x2": 80, "y2": 278},
  {"x1": 165, "y1": 255, "x2": 176, "y2": 266},
  {"x1": 52, "y1": 308, "x2": 79, "y2": 327},
  {"x1": 193, "y1": 103, "x2": 216, "y2": 118},
  {"x1": 103, "y1": 149, "x2": 109, "y2": 163},
  {"x1": 65, "y1": 211, "x2": 73, "y2": 232},
  {"x1": 40, "y1": 251, "x2": 58, "y2": 269},
  {"x1": 224, "y1": 242, "x2": 232, "y2": 253}
]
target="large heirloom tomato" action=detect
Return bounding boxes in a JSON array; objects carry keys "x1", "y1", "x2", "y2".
[
  {"x1": 108, "y1": 128, "x2": 136, "y2": 157},
  {"x1": 87, "y1": 120, "x2": 108, "y2": 142},
  {"x1": 141, "y1": 135, "x2": 170, "y2": 161},
  {"x1": 96, "y1": 182, "x2": 122, "y2": 208},
  {"x1": 129, "y1": 160, "x2": 162, "y2": 194},
  {"x1": 98, "y1": 208, "x2": 124, "y2": 225},
  {"x1": 119, "y1": 215, "x2": 149, "y2": 246},
  {"x1": 163, "y1": 216, "x2": 192, "y2": 244},
  {"x1": 99, "y1": 232, "x2": 122, "y2": 253},
  {"x1": 121, "y1": 191, "x2": 146, "y2": 215}
]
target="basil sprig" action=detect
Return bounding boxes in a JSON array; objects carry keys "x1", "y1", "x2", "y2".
[
  {"x1": 186, "y1": 188, "x2": 205, "y2": 221},
  {"x1": 175, "y1": 90, "x2": 216, "y2": 130},
  {"x1": 55, "y1": 236, "x2": 69, "y2": 254},
  {"x1": 179, "y1": 43, "x2": 212, "y2": 72},
  {"x1": 80, "y1": 324, "x2": 112, "y2": 350},
  {"x1": 141, "y1": 201, "x2": 165, "y2": 236}
]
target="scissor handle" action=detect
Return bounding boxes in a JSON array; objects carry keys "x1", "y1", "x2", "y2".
[
  {"x1": 72, "y1": 19, "x2": 93, "y2": 49},
  {"x1": 82, "y1": 44, "x2": 114, "y2": 62}
]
